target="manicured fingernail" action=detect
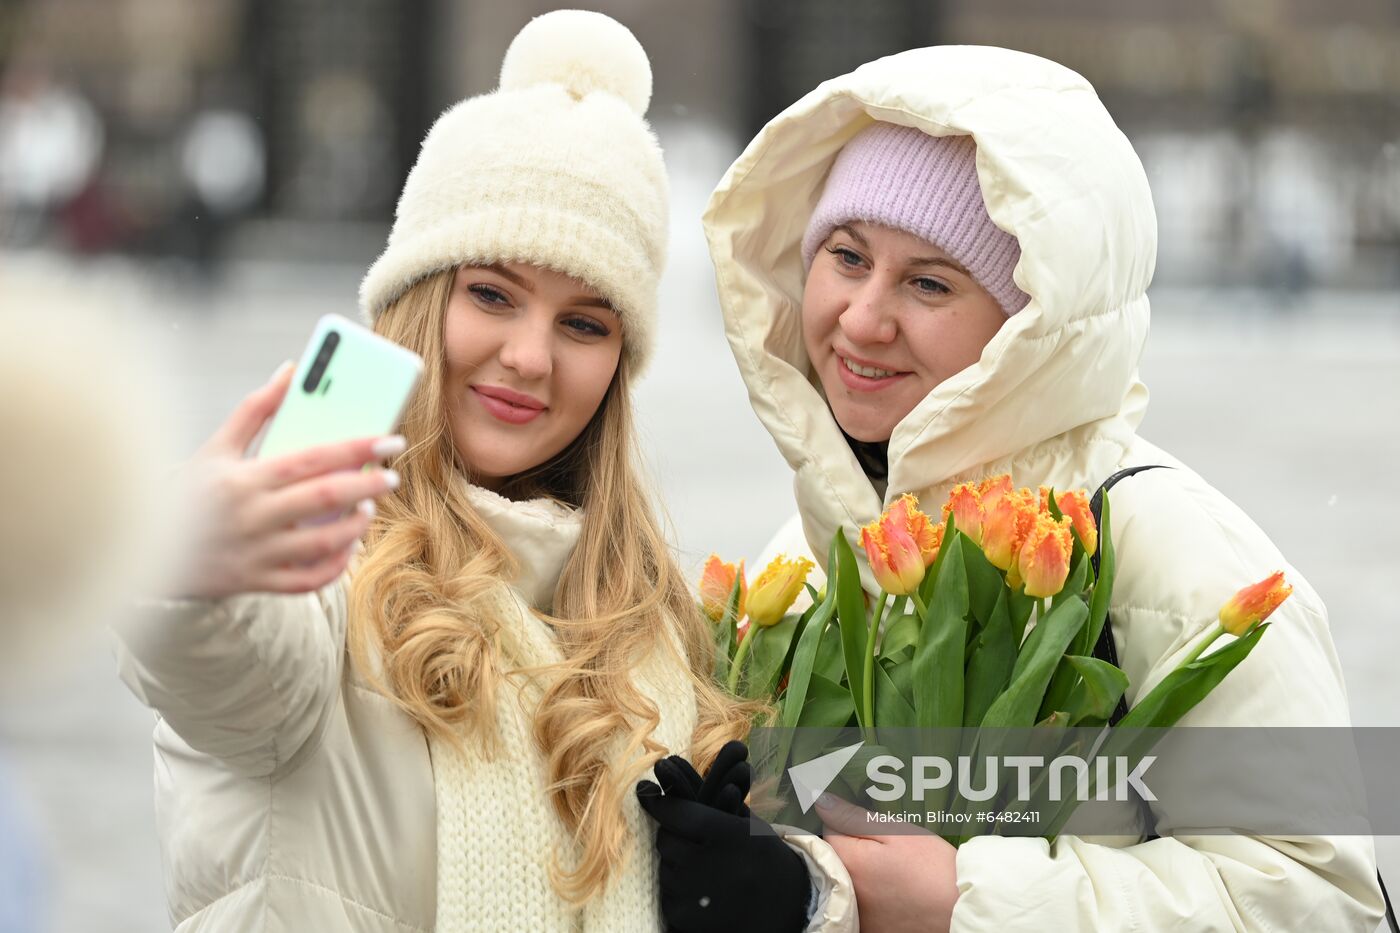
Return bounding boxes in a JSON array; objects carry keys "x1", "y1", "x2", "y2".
[
  {"x1": 359, "y1": 498, "x2": 376, "y2": 519},
  {"x1": 372, "y1": 435, "x2": 407, "y2": 458},
  {"x1": 815, "y1": 793, "x2": 838, "y2": 810},
  {"x1": 270, "y1": 360, "x2": 294, "y2": 382},
  {"x1": 382, "y1": 469, "x2": 400, "y2": 490}
]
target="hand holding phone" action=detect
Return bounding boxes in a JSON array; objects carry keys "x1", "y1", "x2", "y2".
[{"x1": 166, "y1": 316, "x2": 422, "y2": 599}]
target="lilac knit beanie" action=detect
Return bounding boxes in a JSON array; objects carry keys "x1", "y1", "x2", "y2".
[{"x1": 801, "y1": 123, "x2": 1031, "y2": 315}]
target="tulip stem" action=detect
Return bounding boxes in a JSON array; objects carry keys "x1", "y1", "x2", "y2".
[
  {"x1": 726, "y1": 621, "x2": 756, "y2": 695},
  {"x1": 911, "y1": 592, "x2": 929, "y2": 621},
  {"x1": 1179, "y1": 622, "x2": 1227, "y2": 668},
  {"x1": 862, "y1": 592, "x2": 889, "y2": 737}
]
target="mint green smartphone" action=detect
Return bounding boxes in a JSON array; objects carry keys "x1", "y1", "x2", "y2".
[{"x1": 256, "y1": 313, "x2": 423, "y2": 461}]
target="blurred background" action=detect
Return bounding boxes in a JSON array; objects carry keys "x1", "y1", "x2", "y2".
[{"x1": 0, "y1": 0, "x2": 1396, "y2": 930}]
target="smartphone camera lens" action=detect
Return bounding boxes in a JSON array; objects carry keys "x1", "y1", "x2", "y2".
[{"x1": 303, "y1": 331, "x2": 340, "y2": 393}]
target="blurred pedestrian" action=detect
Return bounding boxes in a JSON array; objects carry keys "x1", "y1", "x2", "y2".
[{"x1": 0, "y1": 302, "x2": 168, "y2": 933}]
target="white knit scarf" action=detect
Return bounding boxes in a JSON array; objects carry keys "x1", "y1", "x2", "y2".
[{"x1": 431, "y1": 485, "x2": 697, "y2": 933}]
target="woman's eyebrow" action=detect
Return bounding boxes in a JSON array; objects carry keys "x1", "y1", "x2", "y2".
[
  {"x1": 569, "y1": 296, "x2": 614, "y2": 311},
  {"x1": 481, "y1": 263, "x2": 535, "y2": 292},
  {"x1": 831, "y1": 223, "x2": 868, "y2": 247},
  {"x1": 908, "y1": 256, "x2": 970, "y2": 275}
]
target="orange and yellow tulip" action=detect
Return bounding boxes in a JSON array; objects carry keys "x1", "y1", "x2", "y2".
[
  {"x1": 982, "y1": 488, "x2": 1038, "y2": 572},
  {"x1": 747, "y1": 554, "x2": 814, "y2": 627},
  {"x1": 897, "y1": 495, "x2": 944, "y2": 568},
  {"x1": 977, "y1": 474, "x2": 1015, "y2": 511},
  {"x1": 1219, "y1": 572, "x2": 1292, "y2": 637},
  {"x1": 862, "y1": 495, "x2": 942, "y2": 596},
  {"x1": 861, "y1": 517, "x2": 923, "y2": 596},
  {"x1": 1018, "y1": 514, "x2": 1074, "y2": 598},
  {"x1": 944, "y1": 482, "x2": 985, "y2": 545},
  {"x1": 698, "y1": 555, "x2": 746, "y2": 622},
  {"x1": 1056, "y1": 489, "x2": 1098, "y2": 555}
]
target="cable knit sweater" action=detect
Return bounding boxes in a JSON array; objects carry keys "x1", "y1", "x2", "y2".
[{"x1": 113, "y1": 480, "x2": 857, "y2": 932}]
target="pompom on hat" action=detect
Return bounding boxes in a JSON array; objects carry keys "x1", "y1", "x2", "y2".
[
  {"x1": 802, "y1": 123, "x2": 1031, "y2": 315},
  {"x1": 358, "y1": 10, "x2": 667, "y2": 373}
]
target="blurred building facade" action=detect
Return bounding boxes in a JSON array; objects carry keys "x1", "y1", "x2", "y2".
[{"x1": 1, "y1": 0, "x2": 1397, "y2": 290}]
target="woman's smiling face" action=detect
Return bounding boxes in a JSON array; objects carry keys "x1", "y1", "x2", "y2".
[
  {"x1": 801, "y1": 221, "x2": 1008, "y2": 443},
  {"x1": 442, "y1": 262, "x2": 623, "y2": 488}
]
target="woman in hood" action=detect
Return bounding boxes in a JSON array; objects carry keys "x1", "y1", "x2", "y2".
[
  {"x1": 693, "y1": 45, "x2": 1388, "y2": 932},
  {"x1": 112, "y1": 12, "x2": 856, "y2": 933}
]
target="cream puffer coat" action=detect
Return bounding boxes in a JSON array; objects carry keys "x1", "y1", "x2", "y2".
[
  {"x1": 114, "y1": 481, "x2": 856, "y2": 931},
  {"x1": 704, "y1": 44, "x2": 1386, "y2": 932}
]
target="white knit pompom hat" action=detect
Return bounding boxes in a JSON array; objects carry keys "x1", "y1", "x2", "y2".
[{"x1": 358, "y1": 10, "x2": 668, "y2": 373}]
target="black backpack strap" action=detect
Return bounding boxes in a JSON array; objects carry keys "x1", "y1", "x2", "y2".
[
  {"x1": 1382, "y1": 869, "x2": 1400, "y2": 933},
  {"x1": 1088, "y1": 465, "x2": 1172, "y2": 727}
]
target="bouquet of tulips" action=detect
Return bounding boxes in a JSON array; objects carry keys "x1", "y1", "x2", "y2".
[{"x1": 700, "y1": 475, "x2": 1293, "y2": 839}]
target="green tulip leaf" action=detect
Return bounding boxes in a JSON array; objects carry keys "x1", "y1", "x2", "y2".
[
  {"x1": 885, "y1": 651, "x2": 915, "y2": 699},
  {"x1": 1113, "y1": 623, "x2": 1270, "y2": 735},
  {"x1": 1036, "y1": 553, "x2": 1092, "y2": 715},
  {"x1": 712, "y1": 574, "x2": 743, "y2": 683},
  {"x1": 980, "y1": 598, "x2": 1089, "y2": 729},
  {"x1": 833, "y1": 531, "x2": 871, "y2": 727},
  {"x1": 814, "y1": 617, "x2": 846, "y2": 682},
  {"x1": 1061, "y1": 654, "x2": 1130, "y2": 725},
  {"x1": 918, "y1": 510, "x2": 958, "y2": 607},
  {"x1": 962, "y1": 539, "x2": 1004, "y2": 632},
  {"x1": 963, "y1": 589, "x2": 1016, "y2": 727},
  {"x1": 799, "y1": 673, "x2": 857, "y2": 729},
  {"x1": 879, "y1": 613, "x2": 920, "y2": 659},
  {"x1": 913, "y1": 533, "x2": 968, "y2": 728},
  {"x1": 873, "y1": 658, "x2": 917, "y2": 728},
  {"x1": 1083, "y1": 494, "x2": 1115, "y2": 656},
  {"x1": 745, "y1": 614, "x2": 800, "y2": 700},
  {"x1": 778, "y1": 550, "x2": 839, "y2": 730},
  {"x1": 1008, "y1": 586, "x2": 1036, "y2": 650}
]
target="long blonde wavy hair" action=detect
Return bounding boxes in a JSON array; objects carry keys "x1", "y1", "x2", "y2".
[{"x1": 347, "y1": 268, "x2": 768, "y2": 904}]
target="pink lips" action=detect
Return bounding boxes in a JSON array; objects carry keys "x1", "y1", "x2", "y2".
[
  {"x1": 472, "y1": 385, "x2": 547, "y2": 425},
  {"x1": 834, "y1": 351, "x2": 908, "y2": 393}
]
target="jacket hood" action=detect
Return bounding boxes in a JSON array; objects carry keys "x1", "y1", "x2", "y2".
[{"x1": 704, "y1": 45, "x2": 1157, "y2": 580}]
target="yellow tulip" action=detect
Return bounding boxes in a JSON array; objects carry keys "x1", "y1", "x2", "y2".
[
  {"x1": 747, "y1": 554, "x2": 814, "y2": 627},
  {"x1": 1219, "y1": 572, "x2": 1292, "y2": 637},
  {"x1": 698, "y1": 554, "x2": 745, "y2": 622},
  {"x1": 1018, "y1": 514, "x2": 1074, "y2": 598}
]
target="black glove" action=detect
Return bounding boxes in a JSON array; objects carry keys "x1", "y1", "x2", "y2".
[{"x1": 636, "y1": 740, "x2": 812, "y2": 933}]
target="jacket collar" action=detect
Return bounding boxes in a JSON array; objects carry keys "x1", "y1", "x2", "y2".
[{"x1": 461, "y1": 480, "x2": 582, "y2": 613}]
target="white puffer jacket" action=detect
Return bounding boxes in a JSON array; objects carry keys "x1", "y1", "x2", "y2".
[
  {"x1": 704, "y1": 44, "x2": 1386, "y2": 932},
  {"x1": 114, "y1": 480, "x2": 856, "y2": 931}
]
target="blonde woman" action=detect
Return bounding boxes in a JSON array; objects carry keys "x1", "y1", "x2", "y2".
[{"x1": 114, "y1": 12, "x2": 854, "y2": 933}]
